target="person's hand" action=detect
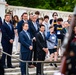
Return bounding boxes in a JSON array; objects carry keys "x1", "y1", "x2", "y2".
[
  {"x1": 33, "y1": 37, "x2": 36, "y2": 41},
  {"x1": 29, "y1": 46, "x2": 33, "y2": 50},
  {"x1": 54, "y1": 46, "x2": 57, "y2": 48},
  {"x1": 42, "y1": 48, "x2": 45, "y2": 51},
  {"x1": 43, "y1": 48, "x2": 48, "y2": 53},
  {"x1": 45, "y1": 48, "x2": 48, "y2": 53},
  {"x1": 9, "y1": 39, "x2": 14, "y2": 44}
]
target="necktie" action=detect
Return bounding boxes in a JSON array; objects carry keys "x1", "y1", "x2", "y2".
[
  {"x1": 8, "y1": 23, "x2": 12, "y2": 30},
  {"x1": 26, "y1": 32, "x2": 30, "y2": 39},
  {"x1": 34, "y1": 22, "x2": 38, "y2": 31},
  {"x1": 42, "y1": 33, "x2": 45, "y2": 39}
]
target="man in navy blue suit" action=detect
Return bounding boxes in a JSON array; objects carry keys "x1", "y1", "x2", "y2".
[
  {"x1": 19, "y1": 22, "x2": 33, "y2": 75},
  {"x1": 17, "y1": 12, "x2": 30, "y2": 34},
  {"x1": 1, "y1": 14, "x2": 15, "y2": 68}
]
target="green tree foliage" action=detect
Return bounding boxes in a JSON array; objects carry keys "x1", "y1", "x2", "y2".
[{"x1": 6, "y1": 0, "x2": 76, "y2": 12}]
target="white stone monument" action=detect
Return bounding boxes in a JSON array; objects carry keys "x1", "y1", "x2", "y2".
[{"x1": 0, "y1": 0, "x2": 6, "y2": 20}]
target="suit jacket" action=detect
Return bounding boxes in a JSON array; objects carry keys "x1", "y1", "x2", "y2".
[
  {"x1": 17, "y1": 20, "x2": 30, "y2": 34},
  {"x1": 29, "y1": 21, "x2": 39, "y2": 39},
  {"x1": 17, "y1": 20, "x2": 24, "y2": 34},
  {"x1": 1, "y1": 21, "x2": 14, "y2": 44},
  {"x1": 19, "y1": 30, "x2": 32, "y2": 53},
  {"x1": 36, "y1": 32, "x2": 47, "y2": 56}
]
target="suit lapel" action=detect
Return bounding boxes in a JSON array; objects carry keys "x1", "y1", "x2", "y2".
[
  {"x1": 32, "y1": 22, "x2": 36, "y2": 31},
  {"x1": 39, "y1": 32, "x2": 45, "y2": 40},
  {"x1": 23, "y1": 30, "x2": 30, "y2": 40},
  {"x1": 5, "y1": 22, "x2": 13, "y2": 31}
]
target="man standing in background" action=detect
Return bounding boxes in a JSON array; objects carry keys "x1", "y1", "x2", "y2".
[
  {"x1": 1, "y1": 14, "x2": 15, "y2": 68},
  {"x1": 29, "y1": 14, "x2": 39, "y2": 67},
  {"x1": 17, "y1": 12, "x2": 30, "y2": 34}
]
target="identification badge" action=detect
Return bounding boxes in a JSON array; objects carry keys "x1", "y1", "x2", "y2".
[
  {"x1": 57, "y1": 31, "x2": 60, "y2": 34},
  {"x1": 52, "y1": 36, "x2": 55, "y2": 39}
]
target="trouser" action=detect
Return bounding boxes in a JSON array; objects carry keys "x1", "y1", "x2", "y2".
[
  {"x1": 20, "y1": 51, "x2": 31, "y2": 75},
  {"x1": 36, "y1": 52, "x2": 45, "y2": 75},
  {"x1": 0, "y1": 59, "x2": 4, "y2": 75},
  {"x1": 33, "y1": 40, "x2": 37, "y2": 66},
  {"x1": 1, "y1": 43, "x2": 13, "y2": 67}
]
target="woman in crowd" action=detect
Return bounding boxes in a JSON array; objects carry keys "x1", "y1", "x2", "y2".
[
  {"x1": 12, "y1": 15, "x2": 19, "y2": 54},
  {"x1": 46, "y1": 26, "x2": 58, "y2": 67},
  {"x1": 13, "y1": 15, "x2": 19, "y2": 28}
]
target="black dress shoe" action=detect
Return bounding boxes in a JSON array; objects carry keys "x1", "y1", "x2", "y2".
[
  {"x1": 54, "y1": 63, "x2": 57, "y2": 67},
  {"x1": 28, "y1": 65, "x2": 35, "y2": 68},
  {"x1": 50, "y1": 63, "x2": 53, "y2": 66}
]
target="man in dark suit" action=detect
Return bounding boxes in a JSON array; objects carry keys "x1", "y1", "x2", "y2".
[
  {"x1": 29, "y1": 14, "x2": 39, "y2": 66},
  {"x1": 1, "y1": 14, "x2": 15, "y2": 68},
  {"x1": 0, "y1": 59, "x2": 4, "y2": 75},
  {"x1": 19, "y1": 22, "x2": 33, "y2": 75},
  {"x1": 29, "y1": 14, "x2": 39, "y2": 38},
  {"x1": 17, "y1": 12, "x2": 30, "y2": 34},
  {"x1": 36, "y1": 25, "x2": 48, "y2": 75}
]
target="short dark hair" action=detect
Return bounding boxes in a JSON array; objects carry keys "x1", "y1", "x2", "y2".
[
  {"x1": 35, "y1": 11, "x2": 40, "y2": 15},
  {"x1": 57, "y1": 18, "x2": 63, "y2": 22},
  {"x1": 40, "y1": 24, "x2": 45, "y2": 28},
  {"x1": 22, "y1": 22, "x2": 28, "y2": 27},
  {"x1": 52, "y1": 12, "x2": 58, "y2": 17},
  {"x1": 5, "y1": 14, "x2": 10, "y2": 18},
  {"x1": 39, "y1": 17, "x2": 44, "y2": 21},
  {"x1": 22, "y1": 12, "x2": 28, "y2": 17},
  {"x1": 49, "y1": 26, "x2": 54, "y2": 29},
  {"x1": 44, "y1": 15, "x2": 49, "y2": 19}
]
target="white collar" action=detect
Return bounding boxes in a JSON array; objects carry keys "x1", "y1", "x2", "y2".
[
  {"x1": 23, "y1": 29, "x2": 27, "y2": 32},
  {"x1": 32, "y1": 22, "x2": 36, "y2": 24},
  {"x1": 40, "y1": 31, "x2": 43, "y2": 34},
  {"x1": 5, "y1": 21, "x2": 10, "y2": 24},
  {"x1": 23, "y1": 20, "x2": 27, "y2": 23}
]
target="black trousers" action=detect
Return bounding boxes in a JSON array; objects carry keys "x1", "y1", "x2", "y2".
[
  {"x1": 1, "y1": 43, "x2": 13, "y2": 67},
  {"x1": 36, "y1": 52, "x2": 45, "y2": 75},
  {"x1": 33, "y1": 40, "x2": 37, "y2": 66},
  {"x1": 0, "y1": 59, "x2": 4, "y2": 75},
  {"x1": 20, "y1": 51, "x2": 31, "y2": 75}
]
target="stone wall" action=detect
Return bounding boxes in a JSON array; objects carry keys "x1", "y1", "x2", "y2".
[{"x1": 6, "y1": 5, "x2": 73, "y2": 21}]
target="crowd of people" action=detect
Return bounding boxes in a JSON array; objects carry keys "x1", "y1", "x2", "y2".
[{"x1": 0, "y1": 10, "x2": 74, "y2": 75}]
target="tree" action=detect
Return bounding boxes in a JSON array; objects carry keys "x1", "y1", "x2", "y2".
[{"x1": 6, "y1": 0, "x2": 76, "y2": 12}]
